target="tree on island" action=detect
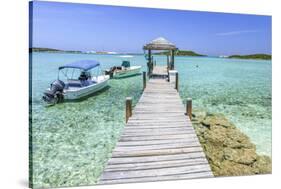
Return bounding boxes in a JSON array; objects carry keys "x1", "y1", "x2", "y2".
[
  {"x1": 228, "y1": 54, "x2": 271, "y2": 60},
  {"x1": 154, "y1": 50, "x2": 205, "y2": 57}
]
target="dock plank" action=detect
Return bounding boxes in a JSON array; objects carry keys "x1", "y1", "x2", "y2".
[
  {"x1": 98, "y1": 78, "x2": 213, "y2": 184},
  {"x1": 100, "y1": 171, "x2": 212, "y2": 184},
  {"x1": 107, "y1": 152, "x2": 207, "y2": 165},
  {"x1": 116, "y1": 138, "x2": 200, "y2": 147},
  {"x1": 104, "y1": 158, "x2": 209, "y2": 172},
  {"x1": 101, "y1": 164, "x2": 211, "y2": 180},
  {"x1": 114, "y1": 144, "x2": 201, "y2": 152}
]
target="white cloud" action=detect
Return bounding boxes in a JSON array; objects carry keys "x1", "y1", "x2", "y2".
[{"x1": 216, "y1": 30, "x2": 259, "y2": 36}]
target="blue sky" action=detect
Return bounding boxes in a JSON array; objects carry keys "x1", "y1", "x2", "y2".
[{"x1": 31, "y1": 1, "x2": 272, "y2": 56}]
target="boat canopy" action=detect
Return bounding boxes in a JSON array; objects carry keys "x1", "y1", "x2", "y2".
[
  {"x1": 122, "y1": 60, "x2": 130, "y2": 68},
  {"x1": 59, "y1": 60, "x2": 100, "y2": 71}
]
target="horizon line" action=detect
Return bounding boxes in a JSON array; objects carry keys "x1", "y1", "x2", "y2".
[{"x1": 30, "y1": 47, "x2": 272, "y2": 56}]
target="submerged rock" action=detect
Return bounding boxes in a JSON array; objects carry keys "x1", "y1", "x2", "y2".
[{"x1": 192, "y1": 109, "x2": 272, "y2": 176}]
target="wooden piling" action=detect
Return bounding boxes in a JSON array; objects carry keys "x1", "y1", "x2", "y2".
[
  {"x1": 175, "y1": 72, "x2": 179, "y2": 91},
  {"x1": 186, "y1": 98, "x2": 192, "y2": 119},
  {"x1": 143, "y1": 72, "x2": 146, "y2": 90},
  {"x1": 125, "y1": 97, "x2": 132, "y2": 123}
]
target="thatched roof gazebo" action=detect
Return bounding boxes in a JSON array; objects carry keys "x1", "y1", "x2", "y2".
[
  {"x1": 144, "y1": 37, "x2": 177, "y2": 50},
  {"x1": 143, "y1": 37, "x2": 178, "y2": 77}
]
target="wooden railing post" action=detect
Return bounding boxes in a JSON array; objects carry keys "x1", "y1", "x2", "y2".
[
  {"x1": 143, "y1": 71, "x2": 146, "y2": 90},
  {"x1": 175, "y1": 72, "x2": 179, "y2": 91},
  {"x1": 186, "y1": 98, "x2": 192, "y2": 119},
  {"x1": 126, "y1": 97, "x2": 132, "y2": 123}
]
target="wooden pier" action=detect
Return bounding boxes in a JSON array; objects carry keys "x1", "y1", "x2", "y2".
[{"x1": 98, "y1": 78, "x2": 213, "y2": 184}]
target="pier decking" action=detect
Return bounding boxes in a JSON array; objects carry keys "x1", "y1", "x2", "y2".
[
  {"x1": 152, "y1": 66, "x2": 168, "y2": 78},
  {"x1": 98, "y1": 78, "x2": 213, "y2": 184}
]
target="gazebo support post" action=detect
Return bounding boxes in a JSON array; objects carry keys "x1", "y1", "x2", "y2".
[
  {"x1": 148, "y1": 49, "x2": 152, "y2": 77},
  {"x1": 171, "y1": 50, "x2": 175, "y2": 70},
  {"x1": 166, "y1": 55, "x2": 170, "y2": 71}
]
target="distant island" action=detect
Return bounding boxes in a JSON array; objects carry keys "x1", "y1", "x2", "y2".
[
  {"x1": 30, "y1": 47, "x2": 82, "y2": 54},
  {"x1": 154, "y1": 50, "x2": 205, "y2": 57},
  {"x1": 30, "y1": 47, "x2": 125, "y2": 55},
  {"x1": 228, "y1": 54, "x2": 271, "y2": 60}
]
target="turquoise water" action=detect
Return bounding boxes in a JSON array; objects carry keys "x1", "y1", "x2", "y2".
[{"x1": 31, "y1": 52, "x2": 271, "y2": 188}]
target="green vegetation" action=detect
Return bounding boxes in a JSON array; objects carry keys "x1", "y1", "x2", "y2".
[
  {"x1": 228, "y1": 54, "x2": 271, "y2": 60},
  {"x1": 155, "y1": 50, "x2": 205, "y2": 57},
  {"x1": 30, "y1": 47, "x2": 61, "y2": 52},
  {"x1": 30, "y1": 47, "x2": 82, "y2": 54}
]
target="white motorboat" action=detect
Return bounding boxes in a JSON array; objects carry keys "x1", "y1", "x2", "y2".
[
  {"x1": 42, "y1": 60, "x2": 109, "y2": 105},
  {"x1": 111, "y1": 65, "x2": 142, "y2": 79},
  {"x1": 105, "y1": 58, "x2": 141, "y2": 78}
]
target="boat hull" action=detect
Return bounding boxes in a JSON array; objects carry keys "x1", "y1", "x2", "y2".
[
  {"x1": 63, "y1": 75, "x2": 109, "y2": 100},
  {"x1": 113, "y1": 66, "x2": 141, "y2": 78}
]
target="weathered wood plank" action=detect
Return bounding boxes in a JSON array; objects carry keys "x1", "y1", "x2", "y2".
[
  {"x1": 99, "y1": 171, "x2": 213, "y2": 184},
  {"x1": 125, "y1": 123, "x2": 192, "y2": 128},
  {"x1": 123, "y1": 127, "x2": 194, "y2": 133},
  {"x1": 101, "y1": 164, "x2": 211, "y2": 180},
  {"x1": 105, "y1": 158, "x2": 208, "y2": 172},
  {"x1": 127, "y1": 118, "x2": 190, "y2": 122},
  {"x1": 127, "y1": 119, "x2": 190, "y2": 124},
  {"x1": 122, "y1": 129, "x2": 194, "y2": 134},
  {"x1": 111, "y1": 147, "x2": 203, "y2": 157},
  {"x1": 107, "y1": 152, "x2": 207, "y2": 165},
  {"x1": 121, "y1": 130, "x2": 196, "y2": 137},
  {"x1": 114, "y1": 142, "x2": 201, "y2": 152},
  {"x1": 116, "y1": 138, "x2": 200, "y2": 147},
  {"x1": 126, "y1": 123, "x2": 192, "y2": 127},
  {"x1": 128, "y1": 115, "x2": 188, "y2": 119},
  {"x1": 131, "y1": 114, "x2": 186, "y2": 118},
  {"x1": 119, "y1": 133, "x2": 198, "y2": 141},
  {"x1": 134, "y1": 108, "x2": 185, "y2": 111}
]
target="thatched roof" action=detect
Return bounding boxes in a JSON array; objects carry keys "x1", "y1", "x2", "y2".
[{"x1": 143, "y1": 37, "x2": 177, "y2": 50}]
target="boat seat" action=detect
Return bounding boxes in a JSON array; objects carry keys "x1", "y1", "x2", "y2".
[
  {"x1": 81, "y1": 80, "x2": 96, "y2": 86},
  {"x1": 66, "y1": 79, "x2": 97, "y2": 88},
  {"x1": 66, "y1": 79, "x2": 82, "y2": 88}
]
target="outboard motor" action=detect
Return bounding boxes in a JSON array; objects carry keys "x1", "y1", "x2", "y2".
[
  {"x1": 105, "y1": 66, "x2": 117, "y2": 79},
  {"x1": 42, "y1": 80, "x2": 65, "y2": 105}
]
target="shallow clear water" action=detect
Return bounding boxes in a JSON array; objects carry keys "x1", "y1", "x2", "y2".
[{"x1": 31, "y1": 52, "x2": 271, "y2": 187}]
